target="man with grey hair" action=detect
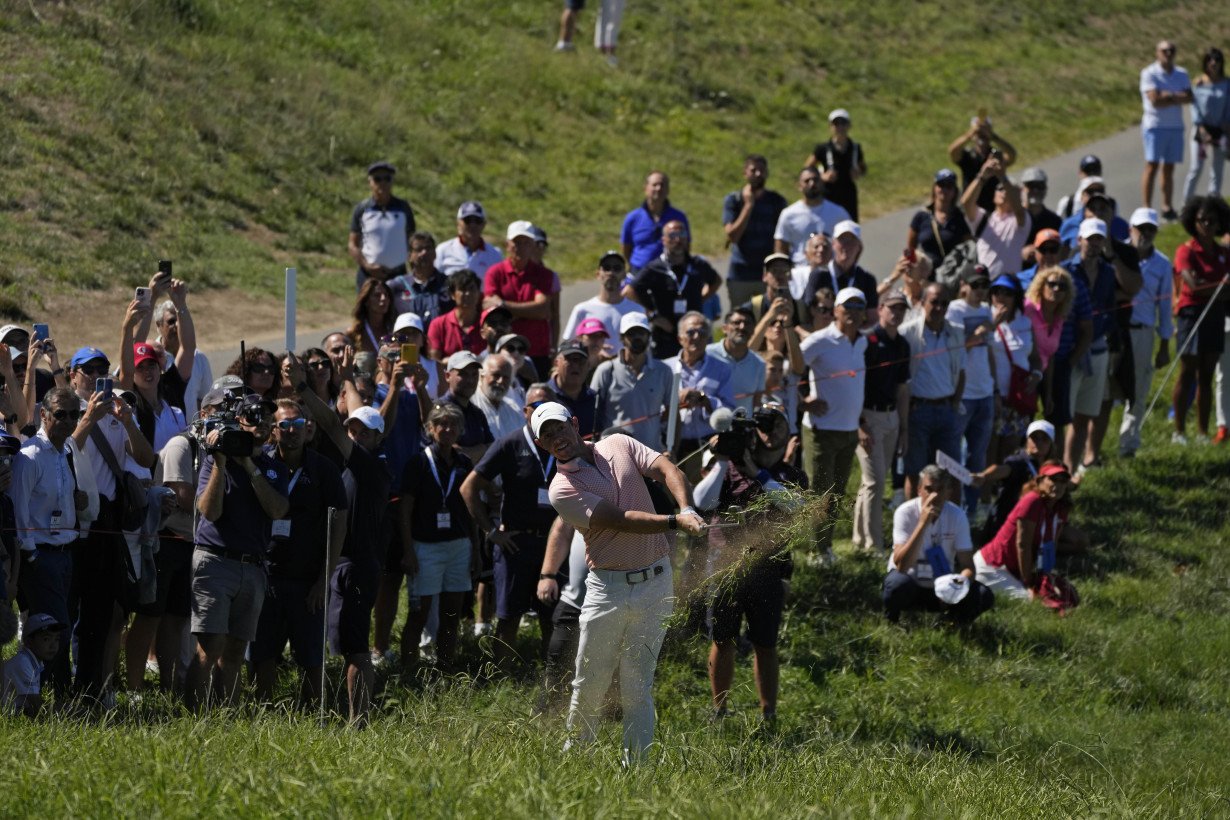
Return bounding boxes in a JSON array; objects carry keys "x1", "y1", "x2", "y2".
[
  {"x1": 151, "y1": 297, "x2": 211, "y2": 415},
  {"x1": 883, "y1": 465, "x2": 993, "y2": 624},
  {"x1": 473, "y1": 353, "x2": 524, "y2": 440},
  {"x1": 664, "y1": 311, "x2": 734, "y2": 482}
]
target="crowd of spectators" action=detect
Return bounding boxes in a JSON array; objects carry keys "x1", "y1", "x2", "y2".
[{"x1": 4, "y1": 40, "x2": 1230, "y2": 729}]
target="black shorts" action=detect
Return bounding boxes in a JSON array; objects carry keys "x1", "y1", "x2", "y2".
[
  {"x1": 328, "y1": 559, "x2": 379, "y2": 657},
  {"x1": 382, "y1": 522, "x2": 404, "y2": 575},
  {"x1": 707, "y1": 557, "x2": 787, "y2": 647},
  {"x1": 1176, "y1": 303, "x2": 1227, "y2": 357},
  {"x1": 565, "y1": 0, "x2": 585, "y2": 8},
  {"x1": 493, "y1": 535, "x2": 553, "y2": 621},
  {"x1": 1047, "y1": 353, "x2": 1074, "y2": 428},
  {"x1": 133, "y1": 536, "x2": 193, "y2": 618},
  {"x1": 250, "y1": 575, "x2": 324, "y2": 669}
]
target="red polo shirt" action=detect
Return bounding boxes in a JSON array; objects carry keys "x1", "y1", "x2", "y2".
[
  {"x1": 482, "y1": 259, "x2": 559, "y2": 357},
  {"x1": 1173, "y1": 238, "x2": 1230, "y2": 311},
  {"x1": 427, "y1": 309, "x2": 485, "y2": 358}
]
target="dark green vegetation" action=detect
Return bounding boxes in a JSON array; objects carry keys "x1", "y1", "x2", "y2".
[{"x1": 4, "y1": 0, "x2": 1230, "y2": 320}]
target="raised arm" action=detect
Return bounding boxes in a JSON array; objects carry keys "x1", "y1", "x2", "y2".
[{"x1": 168, "y1": 279, "x2": 197, "y2": 381}]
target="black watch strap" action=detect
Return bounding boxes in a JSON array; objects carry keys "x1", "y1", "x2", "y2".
[{"x1": 667, "y1": 514, "x2": 678, "y2": 530}]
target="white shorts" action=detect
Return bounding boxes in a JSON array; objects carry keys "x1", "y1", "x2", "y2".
[
  {"x1": 412, "y1": 537, "x2": 473, "y2": 597},
  {"x1": 973, "y1": 550, "x2": 1029, "y2": 600}
]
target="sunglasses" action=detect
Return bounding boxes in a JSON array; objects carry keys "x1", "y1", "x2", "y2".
[
  {"x1": 48, "y1": 408, "x2": 83, "y2": 421},
  {"x1": 1038, "y1": 243, "x2": 1061, "y2": 254},
  {"x1": 276, "y1": 418, "x2": 307, "y2": 430},
  {"x1": 969, "y1": 280, "x2": 991, "y2": 289},
  {"x1": 813, "y1": 305, "x2": 834, "y2": 315},
  {"x1": 502, "y1": 344, "x2": 527, "y2": 354},
  {"x1": 307, "y1": 359, "x2": 331, "y2": 370},
  {"x1": 682, "y1": 328, "x2": 705, "y2": 337},
  {"x1": 664, "y1": 231, "x2": 688, "y2": 239},
  {"x1": 163, "y1": 317, "x2": 178, "y2": 326},
  {"x1": 248, "y1": 363, "x2": 275, "y2": 375},
  {"x1": 77, "y1": 363, "x2": 110, "y2": 376},
  {"x1": 1044, "y1": 280, "x2": 1068, "y2": 291},
  {"x1": 462, "y1": 216, "x2": 484, "y2": 225},
  {"x1": 769, "y1": 320, "x2": 787, "y2": 328},
  {"x1": 371, "y1": 174, "x2": 392, "y2": 183}
]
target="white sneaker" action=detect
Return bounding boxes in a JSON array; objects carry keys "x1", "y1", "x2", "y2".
[
  {"x1": 1172, "y1": 432, "x2": 1189, "y2": 445},
  {"x1": 553, "y1": 40, "x2": 575, "y2": 52},
  {"x1": 605, "y1": 54, "x2": 619, "y2": 67},
  {"x1": 472, "y1": 622, "x2": 493, "y2": 638},
  {"x1": 1194, "y1": 433, "x2": 1211, "y2": 445}
]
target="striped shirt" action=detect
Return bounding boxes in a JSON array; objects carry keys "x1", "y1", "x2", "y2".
[{"x1": 549, "y1": 435, "x2": 669, "y2": 571}]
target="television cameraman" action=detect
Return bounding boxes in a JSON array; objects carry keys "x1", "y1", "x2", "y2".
[
  {"x1": 693, "y1": 403, "x2": 807, "y2": 725},
  {"x1": 185, "y1": 389, "x2": 290, "y2": 711}
]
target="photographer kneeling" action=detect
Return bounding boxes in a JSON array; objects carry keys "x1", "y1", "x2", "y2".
[
  {"x1": 693, "y1": 404, "x2": 807, "y2": 724},
  {"x1": 185, "y1": 390, "x2": 290, "y2": 711}
]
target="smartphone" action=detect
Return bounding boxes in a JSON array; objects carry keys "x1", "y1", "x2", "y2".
[
  {"x1": 158, "y1": 260, "x2": 173, "y2": 277},
  {"x1": 990, "y1": 148, "x2": 1004, "y2": 162},
  {"x1": 96, "y1": 377, "x2": 114, "y2": 399},
  {"x1": 134, "y1": 287, "x2": 151, "y2": 308},
  {"x1": 904, "y1": 248, "x2": 916, "y2": 264},
  {"x1": 400, "y1": 343, "x2": 419, "y2": 364},
  {"x1": 33, "y1": 323, "x2": 49, "y2": 342}
]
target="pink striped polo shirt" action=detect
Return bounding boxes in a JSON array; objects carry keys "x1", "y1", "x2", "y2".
[{"x1": 548, "y1": 435, "x2": 670, "y2": 571}]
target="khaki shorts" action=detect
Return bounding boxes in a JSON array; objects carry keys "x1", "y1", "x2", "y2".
[
  {"x1": 1069, "y1": 349, "x2": 1109, "y2": 418},
  {"x1": 190, "y1": 549, "x2": 267, "y2": 642}
]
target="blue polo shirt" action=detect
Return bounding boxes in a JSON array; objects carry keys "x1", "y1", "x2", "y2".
[
  {"x1": 1055, "y1": 259, "x2": 1095, "y2": 358},
  {"x1": 546, "y1": 377, "x2": 598, "y2": 438},
  {"x1": 620, "y1": 202, "x2": 689, "y2": 271},
  {"x1": 195, "y1": 451, "x2": 290, "y2": 558},
  {"x1": 722, "y1": 189, "x2": 788, "y2": 282},
  {"x1": 387, "y1": 270, "x2": 454, "y2": 328},
  {"x1": 372, "y1": 384, "x2": 424, "y2": 493},
  {"x1": 1064, "y1": 255, "x2": 1119, "y2": 351}
]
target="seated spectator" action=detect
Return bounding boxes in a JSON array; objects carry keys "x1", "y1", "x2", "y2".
[
  {"x1": 226, "y1": 347, "x2": 280, "y2": 403},
  {"x1": 397, "y1": 402, "x2": 477, "y2": 673},
  {"x1": 2, "y1": 613, "x2": 65, "y2": 716},
  {"x1": 907, "y1": 170, "x2": 972, "y2": 269},
  {"x1": 971, "y1": 419, "x2": 1056, "y2": 541},
  {"x1": 435, "y1": 201, "x2": 503, "y2": 281},
  {"x1": 387, "y1": 231, "x2": 454, "y2": 329},
  {"x1": 620, "y1": 172, "x2": 689, "y2": 272},
  {"x1": 348, "y1": 278, "x2": 395, "y2": 355},
  {"x1": 427, "y1": 270, "x2": 485, "y2": 362},
  {"x1": 883, "y1": 465, "x2": 994, "y2": 624},
  {"x1": 974, "y1": 461, "x2": 1076, "y2": 600}
]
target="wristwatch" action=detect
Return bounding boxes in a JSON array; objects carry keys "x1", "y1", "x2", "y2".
[
  {"x1": 667, "y1": 514, "x2": 678, "y2": 530},
  {"x1": 538, "y1": 573, "x2": 556, "y2": 580}
]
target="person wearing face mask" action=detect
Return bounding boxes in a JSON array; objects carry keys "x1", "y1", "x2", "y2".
[
  {"x1": 591, "y1": 313, "x2": 673, "y2": 451},
  {"x1": 1119, "y1": 208, "x2": 1174, "y2": 456},
  {"x1": 563, "y1": 252, "x2": 641, "y2": 355}
]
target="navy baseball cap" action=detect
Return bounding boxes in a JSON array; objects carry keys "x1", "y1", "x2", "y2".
[
  {"x1": 1079, "y1": 154, "x2": 1102, "y2": 174},
  {"x1": 68, "y1": 346, "x2": 109, "y2": 369},
  {"x1": 934, "y1": 168, "x2": 958, "y2": 185},
  {"x1": 457, "y1": 201, "x2": 485, "y2": 220},
  {"x1": 366, "y1": 161, "x2": 395, "y2": 176}
]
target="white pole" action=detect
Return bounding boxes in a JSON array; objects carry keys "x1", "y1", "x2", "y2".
[
  {"x1": 665, "y1": 371, "x2": 682, "y2": 453},
  {"x1": 320, "y1": 506, "x2": 334, "y2": 728},
  {"x1": 285, "y1": 267, "x2": 297, "y2": 354}
]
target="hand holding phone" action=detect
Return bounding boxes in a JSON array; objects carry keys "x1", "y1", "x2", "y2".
[
  {"x1": 33, "y1": 323, "x2": 49, "y2": 342},
  {"x1": 134, "y1": 287, "x2": 151, "y2": 309},
  {"x1": 400, "y1": 343, "x2": 419, "y2": 364},
  {"x1": 95, "y1": 377, "x2": 114, "y2": 400}
]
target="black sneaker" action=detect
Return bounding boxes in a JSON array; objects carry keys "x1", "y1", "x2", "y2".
[{"x1": 1162, "y1": 207, "x2": 1179, "y2": 221}]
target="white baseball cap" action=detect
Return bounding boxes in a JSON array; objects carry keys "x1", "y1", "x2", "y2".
[
  {"x1": 619, "y1": 312, "x2": 651, "y2": 335},
  {"x1": 392, "y1": 312, "x2": 424, "y2": 334},
  {"x1": 345, "y1": 405, "x2": 384, "y2": 434},
  {"x1": 1129, "y1": 207, "x2": 1159, "y2": 228},
  {"x1": 828, "y1": 108, "x2": 851, "y2": 124},
  {"x1": 506, "y1": 220, "x2": 537, "y2": 241},
  {"x1": 1076, "y1": 176, "x2": 1106, "y2": 199},
  {"x1": 530, "y1": 401, "x2": 573, "y2": 439},
  {"x1": 1026, "y1": 419, "x2": 1056, "y2": 441},
  {"x1": 833, "y1": 219, "x2": 861, "y2": 241},
  {"x1": 835, "y1": 287, "x2": 867, "y2": 307},
  {"x1": 1078, "y1": 218, "x2": 1108, "y2": 239}
]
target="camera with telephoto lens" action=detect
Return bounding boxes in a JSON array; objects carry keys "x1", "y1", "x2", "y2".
[
  {"x1": 189, "y1": 390, "x2": 257, "y2": 457},
  {"x1": 712, "y1": 407, "x2": 779, "y2": 460}
]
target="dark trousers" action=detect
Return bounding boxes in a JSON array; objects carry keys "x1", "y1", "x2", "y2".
[
  {"x1": 541, "y1": 601, "x2": 582, "y2": 711},
  {"x1": 17, "y1": 548, "x2": 74, "y2": 697},
  {"x1": 882, "y1": 569, "x2": 994, "y2": 624},
  {"x1": 73, "y1": 497, "x2": 127, "y2": 697}
]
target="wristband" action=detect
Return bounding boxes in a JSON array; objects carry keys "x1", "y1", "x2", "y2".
[
  {"x1": 538, "y1": 573, "x2": 556, "y2": 580},
  {"x1": 667, "y1": 514, "x2": 677, "y2": 530}
]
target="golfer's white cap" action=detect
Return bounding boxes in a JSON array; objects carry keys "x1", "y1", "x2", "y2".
[
  {"x1": 506, "y1": 220, "x2": 537, "y2": 241},
  {"x1": 1078, "y1": 218, "x2": 1107, "y2": 239},
  {"x1": 530, "y1": 401, "x2": 572, "y2": 439},
  {"x1": 828, "y1": 108, "x2": 851, "y2": 123},
  {"x1": 833, "y1": 219, "x2": 861, "y2": 241},
  {"x1": 619, "y1": 312, "x2": 651, "y2": 335},
  {"x1": 1130, "y1": 207, "x2": 1160, "y2": 228},
  {"x1": 392, "y1": 312, "x2": 424, "y2": 334},
  {"x1": 345, "y1": 405, "x2": 384, "y2": 434},
  {"x1": 835, "y1": 287, "x2": 868, "y2": 307}
]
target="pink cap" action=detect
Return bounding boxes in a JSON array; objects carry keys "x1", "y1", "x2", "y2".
[{"x1": 575, "y1": 318, "x2": 610, "y2": 337}]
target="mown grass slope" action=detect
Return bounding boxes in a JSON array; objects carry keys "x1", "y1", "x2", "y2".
[{"x1": 2, "y1": 0, "x2": 1229, "y2": 319}]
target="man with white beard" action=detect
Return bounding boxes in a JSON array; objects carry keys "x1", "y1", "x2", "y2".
[{"x1": 473, "y1": 353, "x2": 525, "y2": 440}]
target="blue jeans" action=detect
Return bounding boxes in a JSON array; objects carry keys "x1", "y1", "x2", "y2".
[
  {"x1": 958, "y1": 396, "x2": 995, "y2": 514},
  {"x1": 905, "y1": 401, "x2": 961, "y2": 480}
]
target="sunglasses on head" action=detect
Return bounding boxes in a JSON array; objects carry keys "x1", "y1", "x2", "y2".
[
  {"x1": 276, "y1": 418, "x2": 307, "y2": 430},
  {"x1": 48, "y1": 407, "x2": 82, "y2": 421}
]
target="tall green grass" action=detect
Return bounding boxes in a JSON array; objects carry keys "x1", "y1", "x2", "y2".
[{"x1": 3, "y1": 0, "x2": 1229, "y2": 319}]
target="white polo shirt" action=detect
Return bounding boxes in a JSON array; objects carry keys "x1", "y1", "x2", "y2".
[
  {"x1": 889, "y1": 498, "x2": 973, "y2": 589},
  {"x1": 1139, "y1": 62, "x2": 1191, "y2": 129},
  {"x1": 435, "y1": 237, "x2": 504, "y2": 282},
  {"x1": 774, "y1": 199, "x2": 851, "y2": 264},
  {"x1": 800, "y1": 323, "x2": 866, "y2": 432}
]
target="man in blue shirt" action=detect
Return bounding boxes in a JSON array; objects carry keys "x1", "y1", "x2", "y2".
[
  {"x1": 386, "y1": 232, "x2": 453, "y2": 329},
  {"x1": 723, "y1": 154, "x2": 788, "y2": 310},
  {"x1": 620, "y1": 172, "x2": 689, "y2": 272},
  {"x1": 186, "y1": 391, "x2": 290, "y2": 711}
]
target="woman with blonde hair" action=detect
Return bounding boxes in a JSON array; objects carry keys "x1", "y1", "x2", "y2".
[
  {"x1": 1023, "y1": 266, "x2": 1074, "y2": 418},
  {"x1": 348, "y1": 278, "x2": 395, "y2": 354}
]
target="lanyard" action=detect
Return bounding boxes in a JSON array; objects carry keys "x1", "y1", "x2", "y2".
[
  {"x1": 522, "y1": 426, "x2": 556, "y2": 482},
  {"x1": 659, "y1": 253, "x2": 692, "y2": 295},
  {"x1": 286, "y1": 468, "x2": 303, "y2": 496},
  {"x1": 364, "y1": 321, "x2": 379, "y2": 352},
  {"x1": 424, "y1": 446, "x2": 456, "y2": 499}
]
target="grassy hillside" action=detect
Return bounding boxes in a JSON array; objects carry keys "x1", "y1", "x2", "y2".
[
  {"x1": 2, "y1": 400, "x2": 1228, "y2": 815},
  {"x1": 1, "y1": 0, "x2": 1228, "y2": 321}
]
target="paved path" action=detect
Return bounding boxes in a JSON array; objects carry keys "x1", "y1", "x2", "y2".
[{"x1": 205, "y1": 122, "x2": 1160, "y2": 375}]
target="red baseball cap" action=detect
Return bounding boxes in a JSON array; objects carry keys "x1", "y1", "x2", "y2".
[
  {"x1": 133, "y1": 342, "x2": 159, "y2": 367},
  {"x1": 575, "y1": 318, "x2": 609, "y2": 337},
  {"x1": 1038, "y1": 462, "x2": 1070, "y2": 479}
]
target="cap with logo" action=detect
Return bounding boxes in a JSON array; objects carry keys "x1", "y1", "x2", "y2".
[
  {"x1": 619, "y1": 312, "x2": 652, "y2": 335},
  {"x1": 530, "y1": 401, "x2": 573, "y2": 439},
  {"x1": 24, "y1": 613, "x2": 67, "y2": 637},
  {"x1": 69, "y1": 347, "x2": 109, "y2": 370},
  {"x1": 133, "y1": 342, "x2": 159, "y2": 368},
  {"x1": 962, "y1": 263, "x2": 992, "y2": 284},
  {"x1": 457, "y1": 201, "x2": 485, "y2": 220},
  {"x1": 575, "y1": 318, "x2": 610, "y2": 338},
  {"x1": 446, "y1": 350, "x2": 482, "y2": 371},
  {"x1": 345, "y1": 405, "x2": 385, "y2": 434}
]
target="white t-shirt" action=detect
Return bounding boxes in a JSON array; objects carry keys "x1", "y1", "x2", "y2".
[
  {"x1": 562, "y1": 297, "x2": 642, "y2": 355},
  {"x1": 157, "y1": 434, "x2": 196, "y2": 541},
  {"x1": 973, "y1": 207, "x2": 1031, "y2": 276},
  {"x1": 946, "y1": 300, "x2": 994, "y2": 400},
  {"x1": 435, "y1": 237, "x2": 504, "y2": 282},
  {"x1": 800, "y1": 324, "x2": 866, "y2": 432},
  {"x1": 889, "y1": 498, "x2": 973, "y2": 589},
  {"x1": 990, "y1": 313, "x2": 1033, "y2": 398},
  {"x1": 2, "y1": 647, "x2": 42, "y2": 715},
  {"x1": 1140, "y1": 62, "x2": 1191, "y2": 129},
  {"x1": 774, "y1": 199, "x2": 851, "y2": 265}
]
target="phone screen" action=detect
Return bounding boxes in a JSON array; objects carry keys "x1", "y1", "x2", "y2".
[
  {"x1": 96, "y1": 377, "x2": 114, "y2": 399},
  {"x1": 400, "y1": 343, "x2": 419, "y2": 364},
  {"x1": 158, "y1": 260, "x2": 172, "y2": 277}
]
